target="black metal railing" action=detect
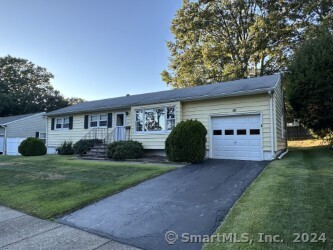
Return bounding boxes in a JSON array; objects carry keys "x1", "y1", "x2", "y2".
[
  {"x1": 78, "y1": 128, "x2": 111, "y2": 155},
  {"x1": 81, "y1": 128, "x2": 110, "y2": 141},
  {"x1": 103, "y1": 126, "x2": 131, "y2": 144},
  {"x1": 78, "y1": 127, "x2": 131, "y2": 156}
]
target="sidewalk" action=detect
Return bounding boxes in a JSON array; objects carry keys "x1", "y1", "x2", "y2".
[{"x1": 0, "y1": 206, "x2": 138, "y2": 250}]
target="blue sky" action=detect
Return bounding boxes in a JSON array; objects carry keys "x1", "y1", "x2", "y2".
[{"x1": 0, "y1": 0, "x2": 182, "y2": 100}]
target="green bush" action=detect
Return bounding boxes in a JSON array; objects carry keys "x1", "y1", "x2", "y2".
[
  {"x1": 56, "y1": 141, "x2": 74, "y2": 155},
  {"x1": 18, "y1": 137, "x2": 47, "y2": 156},
  {"x1": 165, "y1": 120, "x2": 207, "y2": 163},
  {"x1": 73, "y1": 139, "x2": 103, "y2": 156},
  {"x1": 107, "y1": 140, "x2": 144, "y2": 160}
]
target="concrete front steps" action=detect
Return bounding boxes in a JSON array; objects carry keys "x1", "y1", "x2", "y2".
[{"x1": 82, "y1": 144, "x2": 108, "y2": 160}]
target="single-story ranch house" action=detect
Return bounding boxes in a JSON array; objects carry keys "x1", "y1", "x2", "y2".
[
  {"x1": 0, "y1": 112, "x2": 46, "y2": 155},
  {"x1": 46, "y1": 74, "x2": 287, "y2": 161}
]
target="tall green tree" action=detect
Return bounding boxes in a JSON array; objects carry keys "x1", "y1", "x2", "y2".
[
  {"x1": 162, "y1": 0, "x2": 332, "y2": 88},
  {"x1": 0, "y1": 55, "x2": 82, "y2": 116},
  {"x1": 285, "y1": 29, "x2": 333, "y2": 137}
]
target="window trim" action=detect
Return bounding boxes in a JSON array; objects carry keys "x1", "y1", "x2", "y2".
[
  {"x1": 55, "y1": 117, "x2": 70, "y2": 130},
  {"x1": 38, "y1": 132, "x2": 47, "y2": 144},
  {"x1": 134, "y1": 106, "x2": 176, "y2": 134},
  {"x1": 89, "y1": 114, "x2": 108, "y2": 128}
]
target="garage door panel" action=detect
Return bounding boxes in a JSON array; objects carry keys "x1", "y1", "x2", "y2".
[
  {"x1": 7, "y1": 138, "x2": 25, "y2": 155},
  {"x1": 235, "y1": 139, "x2": 248, "y2": 146},
  {"x1": 212, "y1": 115, "x2": 262, "y2": 161},
  {"x1": 248, "y1": 140, "x2": 261, "y2": 146}
]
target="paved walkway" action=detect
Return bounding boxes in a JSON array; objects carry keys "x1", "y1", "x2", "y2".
[{"x1": 0, "y1": 206, "x2": 138, "y2": 250}]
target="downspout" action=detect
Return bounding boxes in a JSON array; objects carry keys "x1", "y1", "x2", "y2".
[
  {"x1": 268, "y1": 90, "x2": 275, "y2": 159},
  {"x1": 45, "y1": 116, "x2": 48, "y2": 154},
  {"x1": 1, "y1": 125, "x2": 7, "y2": 155}
]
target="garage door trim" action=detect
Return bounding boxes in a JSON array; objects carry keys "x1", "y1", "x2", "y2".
[{"x1": 209, "y1": 112, "x2": 263, "y2": 160}]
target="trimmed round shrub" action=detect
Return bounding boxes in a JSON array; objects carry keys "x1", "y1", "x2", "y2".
[
  {"x1": 56, "y1": 141, "x2": 74, "y2": 155},
  {"x1": 73, "y1": 139, "x2": 103, "y2": 156},
  {"x1": 165, "y1": 120, "x2": 207, "y2": 163},
  {"x1": 107, "y1": 140, "x2": 144, "y2": 160},
  {"x1": 18, "y1": 137, "x2": 47, "y2": 156}
]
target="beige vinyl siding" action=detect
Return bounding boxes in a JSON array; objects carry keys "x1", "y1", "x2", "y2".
[
  {"x1": 130, "y1": 102, "x2": 181, "y2": 149},
  {"x1": 47, "y1": 109, "x2": 130, "y2": 148},
  {"x1": 182, "y1": 94, "x2": 272, "y2": 152},
  {"x1": 5, "y1": 114, "x2": 46, "y2": 138},
  {"x1": 274, "y1": 80, "x2": 287, "y2": 151}
]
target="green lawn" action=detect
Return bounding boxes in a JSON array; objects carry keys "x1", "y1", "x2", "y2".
[
  {"x1": 205, "y1": 147, "x2": 332, "y2": 249},
  {"x1": 0, "y1": 155, "x2": 175, "y2": 219}
]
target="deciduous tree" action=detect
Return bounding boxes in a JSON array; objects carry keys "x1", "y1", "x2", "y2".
[
  {"x1": 162, "y1": 0, "x2": 332, "y2": 88},
  {"x1": 0, "y1": 55, "x2": 83, "y2": 116}
]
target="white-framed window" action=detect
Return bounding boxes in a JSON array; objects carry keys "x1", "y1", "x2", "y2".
[
  {"x1": 63, "y1": 117, "x2": 70, "y2": 129},
  {"x1": 166, "y1": 107, "x2": 175, "y2": 130},
  {"x1": 55, "y1": 117, "x2": 69, "y2": 130},
  {"x1": 90, "y1": 114, "x2": 107, "y2": 128},
  {"x1": 38, "y1": 132, "x2": 46, "y2": 144},
  {"x1": 90, "y1": 115, "x2": 98, "y2": 127},
  {"x1": 99, "y1": 114, "x2": 108, "y2": 127},
  {"x1": 135, "y1": 106, "x2": 176, "y2": 133}
]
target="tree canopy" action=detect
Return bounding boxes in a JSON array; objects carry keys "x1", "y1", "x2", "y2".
[
  {"x1": 0, "y1": 55, "x2": 84, "y2": 116},
  {"x1": 285, "y1": 29, "x2": 333, "y2": 137},
  {"x1": 162, "y1": 0, "x2": 333, "y2": 88}
]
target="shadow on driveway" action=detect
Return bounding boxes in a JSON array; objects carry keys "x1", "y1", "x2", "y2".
[{"x1": 59, "y1": 159, "x2": 268, "y2": 250}]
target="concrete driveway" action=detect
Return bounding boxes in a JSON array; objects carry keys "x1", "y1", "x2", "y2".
[{"x1": 59, "y1": 159, "x2": 267, "y2": 250}]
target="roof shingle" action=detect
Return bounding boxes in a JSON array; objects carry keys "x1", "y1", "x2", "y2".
[
  {"x1": 0, "y1": 113, "x2": 43, "y2": 125},
  {"x1": 46, "y1": 74, "x2": 280, "y2": 116}
]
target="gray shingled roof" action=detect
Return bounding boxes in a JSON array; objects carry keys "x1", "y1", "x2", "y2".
[
  {"x1": 0, "y1": 113, "x2": 44, "y2": 125},
  {"x1": 46, "y1": 74, "x2": 280, "y2": 116}
]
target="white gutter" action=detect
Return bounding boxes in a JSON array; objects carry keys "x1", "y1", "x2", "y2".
[
  {"x1": 278, "y1": 149, "x2": 288, "y2": 160},
  {"x1": 268, "y1": 90, "x2": 275, "y2": 160}
]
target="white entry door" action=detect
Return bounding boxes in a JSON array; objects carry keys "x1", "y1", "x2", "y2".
[
  {"x1": 0, "y1": 136, "x2": 4, "y2": 154},
  {"x1": 212, "y1": 115, "x2": 262, "y2": 160},
  {"x1": 114, "y1": 112, "x2": 126, "y2": 141}
]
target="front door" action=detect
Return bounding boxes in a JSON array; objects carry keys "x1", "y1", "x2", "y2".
[{"x1": 114, "y1": 112, "x2": 126, "y2": 141}]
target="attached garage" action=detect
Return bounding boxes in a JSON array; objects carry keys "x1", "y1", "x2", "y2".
[{"x1": 211, "y1": 115, "x2": 262, "y2": 160}]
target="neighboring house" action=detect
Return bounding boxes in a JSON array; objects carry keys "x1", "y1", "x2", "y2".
[
  {"x1": 0, "y1": 113, "x2": 46, "y2": 155},
  {"x1": 46, "y1": 74, "x2": 287, "y2": 161}
]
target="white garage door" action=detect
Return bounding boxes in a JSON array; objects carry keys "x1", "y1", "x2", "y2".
[
  {"x1": 7, "y1": 138, "x2": 25, "y2": 155},
  {"x1": 212, "y1": 115, "x2": 262, "y2": 160}
]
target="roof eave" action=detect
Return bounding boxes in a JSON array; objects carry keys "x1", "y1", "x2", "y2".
[{"x1": 0, "y1": 112, "x2": 45, "y2": 125}]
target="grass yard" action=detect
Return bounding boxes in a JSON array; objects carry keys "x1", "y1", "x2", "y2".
[
  {"x1": 205, "y1": 146, "x2": 333, "y2": 249},
  {"x1": 0, "y1": 155, "x2": 175, "y2": 219}
]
